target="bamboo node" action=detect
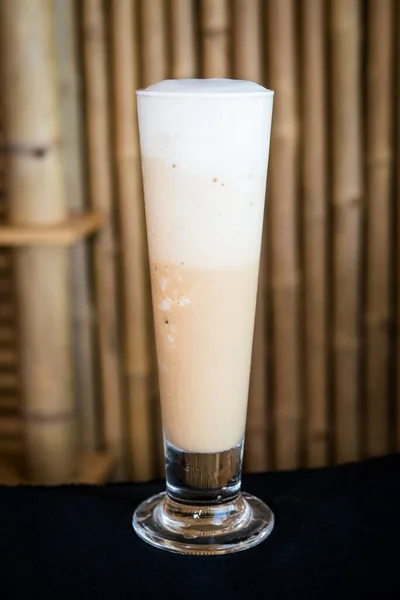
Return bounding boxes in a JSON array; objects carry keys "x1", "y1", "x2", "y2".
[
  {"x1": 269, "y1": 272, "x2": 301, "y2": 291},
  {"x1": 307, "y1": 426, "x2": 330, "y2": 440},
  {"x1": 332, "y1": 195, "x2": 363, "y2": 210},
  {"x1": 365, "y1": 314, "x2": 390, "y2": 329},
  {"x1": 366, "y1": 153, "x2": 393, "y2": 168},
  {"x1": 274, "y1": 408, "x2": 301, "y2": 419},
  {"x1": 304, "y1": 207, "x2": 326, "y2": 222},
  {"x1": 203, "y1": 27, "x2": 230, "y2": 37},
  {"x1": 272, "y1": 121, "x2": 300, "y2": 141},
  {"x1": 333, "y1": 334, "x2": 360, "y2": 351},
  {"x1": 22, "y1": 410, "x2": 76, "y2": 424},
  {"x1": 245, "y1": 422, "x2": 268, "y2": 435},
  {"x1": 82, "y1": 25, "x2": 106, "y2": 44},
  {"x1": 1, "y1": 141, "x2": 60, "y2": 159}
]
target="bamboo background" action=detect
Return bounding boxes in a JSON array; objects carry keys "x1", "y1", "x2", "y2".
[{"x1": 0, "y1": 0, "x2": 399, "y2": 484}]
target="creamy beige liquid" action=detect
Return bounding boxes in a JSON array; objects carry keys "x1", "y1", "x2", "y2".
[
  {"x1": 138, "y1": 79, "x2": 273, "y2": 455},
  {"x1": 151, "y1": 261, "x2": 259, "y2": 453}
]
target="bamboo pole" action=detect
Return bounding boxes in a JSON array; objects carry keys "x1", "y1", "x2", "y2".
[
  {"x1": 140, "y1": 0, "x2": 168, "y2": 475},
  {"x1": 171, "y1": 0, "x2": 197, "y2": 79},
  {"x1": 0, "y1": 373, "x2": 19, "y2": 390},
  {"x1": 234, "y1": 0, "x2": 269, "y2": 473},
  {"x1": 0, "y1": 245, "x2": 16, "y2": 391},
  {"x1": 0, "y1": 349, "x2": 17, "y2": 365},
  {"x1": 234, "y1": 0, "x2": 262, "y2": 84},
  {"x1": 82, "y1": 0, "x2": 126, "y2": 478},
  {"x1": 0, "y1": 438, "x2": 22, "y2": 456},
  {"x1": 0, "y1": 395, "x2": 19, "y2": 411},
  {"x1": 0, "y1": 277, "x2": 13, "y2": 295},
  {"x1": 53, "y1": 0, "x2": 97, "y2": 452},
  {"x1": 0, "y1": 253, "x2": 11, "y2": 271},
  {"x1": 301, "y1": 0, "x2": 328, "y2": 467},
  {"x1": 331, "y1": 0, "x2": 363, "y2": 463},
  {"x1": 0, "y1": 411, "x2": 23, "y2": 458},
  {"x1": 111, "y1": 0, "x2": 154, "y2": 481},
  {"x1": 396, "y1": 1, "x2": 400, "y2": 453},
  {"x1": 0, "y1": 302, "x2": 14, "y2": 321},
  {"x1": 0, "y1": 329, "x2": 14, "y2": 344},
  {"x1": 141, "y1": 0, "x2": 167, "y2": 87},
  {"x1": 0, "y1": 110, "x2": 18, "y2": 423},
  {"x1": 365, "y1": 0, "x2": 393, "y2": 458},
  {"x1": 0, "y1": 0, "x2": 77, "y2": 483},
  {"x1": 0, "y1": 415, "x2": 21, "y2": 437},
  {"x1": 267, "y1": 0, "x2": 301, "y2": 470},
  {"x1": 201, "y1": 0, "x2": 230, "y2": 78}
]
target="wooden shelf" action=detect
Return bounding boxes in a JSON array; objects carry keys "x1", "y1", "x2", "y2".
[
  {"x1": 0, "y1": 451, "x2": 116, "y2": 485},
  {"x1": 0, "y1": 211, "x2": 104, "y2": 247}
]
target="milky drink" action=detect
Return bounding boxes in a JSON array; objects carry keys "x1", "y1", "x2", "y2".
[{"x1": 137, "y1": 79, "x2": 274, "y2": 454}]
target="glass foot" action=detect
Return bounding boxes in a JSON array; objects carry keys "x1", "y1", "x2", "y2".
[{"x1": 133, "y1": 491, "x2": 274, "y2": 555}]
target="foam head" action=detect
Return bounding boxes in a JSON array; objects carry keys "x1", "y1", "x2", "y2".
[
  {"x1": 137, "y1": 79, "x2": 274, "y2": 268},
  {"x1": 140, "y1": 78, "x2": 271, "y2": 96},
  {"x1": 137, "y1": 79, "x2": 273, "y2": 172}
]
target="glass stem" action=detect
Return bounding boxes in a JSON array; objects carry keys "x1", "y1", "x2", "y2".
[{"x1": 164, "y1": 439, "x2": 244, "y2": 505}]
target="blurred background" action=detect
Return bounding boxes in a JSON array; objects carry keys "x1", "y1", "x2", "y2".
[{"x1": 0, "y1": 0, "x2": 398, "y2": 485}]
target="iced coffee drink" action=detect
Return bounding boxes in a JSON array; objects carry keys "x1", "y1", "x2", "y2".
[{"x1": 133, "y1": 79, "x2": 274, "y2": 555}]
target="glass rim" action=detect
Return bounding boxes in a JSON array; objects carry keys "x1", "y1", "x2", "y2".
[{"x1": 136, "y1": 88, "x2": 274, "y2": 99}]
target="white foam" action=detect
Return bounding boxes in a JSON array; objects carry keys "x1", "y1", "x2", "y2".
[
  {"x1": 138, "y1": 78, "x2": 271, "y2": 97},
  {"x1": 137, "y1": 79, "x2": 274, "y2": 268}
]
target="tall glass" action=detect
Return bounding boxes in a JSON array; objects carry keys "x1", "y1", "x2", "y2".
[{"x1": 133, "y1": 79, "x2": 274, "y2": 555}]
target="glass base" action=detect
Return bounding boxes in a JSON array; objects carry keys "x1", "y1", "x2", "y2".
[{"x1": 133, "y1": 491, "x2": 274, "y2": 555}]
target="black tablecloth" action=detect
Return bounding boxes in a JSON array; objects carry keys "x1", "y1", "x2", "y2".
[{"x1": 0, "y1": 455, "x2": 399, "y2": 599}]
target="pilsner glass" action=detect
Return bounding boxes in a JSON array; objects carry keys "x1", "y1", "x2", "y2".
[{"x1": 133, "y1": 79, "x2": 274, "y2": 555}]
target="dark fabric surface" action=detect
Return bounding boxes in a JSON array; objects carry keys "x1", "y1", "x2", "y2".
[{"x1": 0, "y1": 455, "x2": 399, "y2": 600}]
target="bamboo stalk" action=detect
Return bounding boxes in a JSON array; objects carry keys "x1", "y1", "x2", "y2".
[
  {"x1": 331, "y1": 0, "x2": 363, "y2": 463},
  {"x1": 0, "y1": 396, "x2": 19, "y2": 411},
  {"x1": 267, "y1": 0, "x2": 301, "y2": 470},
  {"x1": 0, "y1": 275, "x2": 12, "y2": 294},
  {"x1": 0, "y1": 92, "x2": 19, "y2": 429},
  {"x1": 396, "y1": 1, "x2": 400, "y2": 453},
  {"x1": 0, "y1": 252, "x2": 12, "y2": 270},
  {"x1": 0, "y1": 373, "x2": 19, "y2": 390},
  {"x1": 0, "y1": 303, "x2": 15, "y2": 321},
  {"x1": 0, "y1": 133, "x2": 17, "y2": 417},
  {"x1": 53, "y1": 0, "x2": 97, "y2": 452},
  {"x1": 301, "y1": 0, "x2": 328, "y2": 467},
  {"x1": 0, "y1": 349, "x2": 17, "y2": 365},
  {"x1": 234, "y1": 0, "x2": 269, "y2": 473},
  {"x1": 171, "y1": 0, "x2": 197, "y2": 79},
  {"x1": 234, "y1": 0, "x2": 262, "y2": 84},
  {"x1": 201, "y1": 0, "x2": 230, "y2": 78},
  {"x1": 0, "y1": 0, "x2": 77, "y2": 483},
  {"x1": 141, "y1": 0, "x2": 167, "y2": 87},
  {"x1": 111, "y1": 0, "x2": 154, "y2": 481},
  {"x1": 365, "y1": 0, "x2": 394, "y2": 458},
  {"x1": 0, "y1": 438, "x2": 22, "y2": 456},
  {"x1": 0, "y1": 415, "x2": 21, "y2": 437},
  {"x1": 82, "y1": 0, "x2": 126, "y2": 478},
  {"x1": 0, "y1": 329, "x2": 14, "y2": 344},
  {"x1": 140, "y1": 0, "x2": 168, "y2": 475}
]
